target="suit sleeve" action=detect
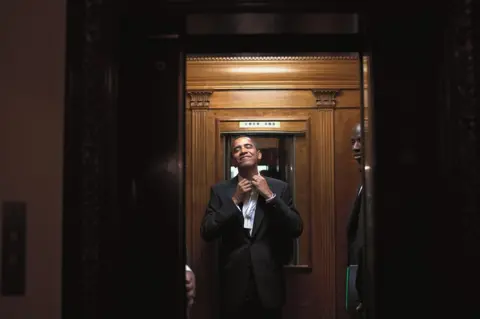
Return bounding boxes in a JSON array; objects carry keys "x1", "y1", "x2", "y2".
[
  {"x1": 267, "y1": 183, "x2": 303, "y2": 238},
  {"x1": 346, "y1": 211, "x2": 359, "y2": 247},
  {"x1": 346, "y1": 188, "x2": 361, "y2": 249},
  {"x1": 200, "y1": 186, "x2": 239, "y2": 242}
]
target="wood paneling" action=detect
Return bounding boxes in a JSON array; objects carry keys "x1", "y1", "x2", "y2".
[
  {"x1": 334, "y1": 108, "x2": 362, "y2": 319},
  {"x1": 187, "y1": 56, "x2": 360, "y2": 90},
  {"x1": 312, "y1": 110, "x2": 336, "y2": 317},
  {"x1": 186, "y1": 109, "x2": 192, "y2": 254},
  {"x1": 293, "y1": 135, "x2": 310, "y2": 267},
  {"x1": 189, "y1": 108, "x2": 219, "y2": 319},
  {"x1": 337, "y1": 89, "x2": 362, "y2": 108},
  {"x1": 186, "y1": 55, "x2": 361, "y2": 319},
  {"x1": 218, "y1": 118, "x2": 309, "y2": 133},
  {"x1": 203, "y1": 89, "x2": 361, "y2": 109},
  {"x1": 209, "y1": 90, "x2": 315, "y2": 109}
]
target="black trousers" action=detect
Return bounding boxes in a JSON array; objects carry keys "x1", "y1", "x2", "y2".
[
  {"x1": 224, "y1": 274, "x2": 282, "y2": 319},
  {"x1": 223, "y1": 237, "x2": 282, "y2": 319}
]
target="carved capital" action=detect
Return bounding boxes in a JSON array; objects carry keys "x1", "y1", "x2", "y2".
[
  {"x1": 187, "y1": 91, "x2": 213, "y2": 109},
  {"x1": 312, "y1": 90, "x2": 339, "y2": 108}
]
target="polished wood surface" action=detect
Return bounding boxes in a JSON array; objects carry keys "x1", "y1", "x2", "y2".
[
  {"x1": 334, "y1": 109, "x2": 361, "y2": 319},
  {"x1": 186, "y1": 55, "x2": 361, "y2": 319},
  {"x1": 187, "y1": 56, "x2": 360, "y2": 90}
]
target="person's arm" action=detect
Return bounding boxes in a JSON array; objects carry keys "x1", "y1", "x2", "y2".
[
  {"x1": 200, "y1": 186, "x2": 239, "y2": 241},
  {"x1": 347, "y1": 187, "x2": 362, "y2": 249},
  {"x1": 266, "y1": 183, "x2": 303, "y2": 238},
  {"x1": 185, "y1": 265, "x2": 195, "y2": 310},
  {"x1": 346, "y1": 209, "x2": 359, "y2": 248}
]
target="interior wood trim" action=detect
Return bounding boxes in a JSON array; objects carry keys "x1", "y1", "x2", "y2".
[
  {"x1": 186, "y1": 56, "x2": 358, "y2": 61},
  {"x1": 216, "y1": 116, "x2": 311, "y2": 122},
  {"x1": 186, "y1": 56, "x2": 361, "y2": 90},
  {"x1": 312, "y1": 89, "x2": 339, "y2": 108},
  {"x1": 219, "y1": 121, "x2": 308, "y2": 134},
  {"x1": 312, "y1": 109, "x2": 336, "y2": 317},
  {"x1": 187, "y1": 89, "x2": 361, "y2": 110},
  {"x1": 186, "y1": 109, "x2": 193, "y2": 263},
  {"x1": 191, "y1": 109, "x2": 209, "y2": 267},
  {"x1": 187, "y1": 91, "x2": 213, "y2": 109},
  {"x1": 215, "y1": 119, "x2": 224, "y2": 183}
]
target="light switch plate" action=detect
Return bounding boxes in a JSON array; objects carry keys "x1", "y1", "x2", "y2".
[{"x1": 1, "y1": 201, "x2": 27, "y2": 295}]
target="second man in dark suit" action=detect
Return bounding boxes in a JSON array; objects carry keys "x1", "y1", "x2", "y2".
[
  {"x1": 200, "y1": 136, "x2": 303, "y2": 319},
  {"x1": 346, "y1": 123, "x2": 366, "y2": 317}
]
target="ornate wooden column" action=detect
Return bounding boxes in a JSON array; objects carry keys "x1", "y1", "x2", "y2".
[
  {"x1": 311, "y1": 89, "x2": 337, "y2": 318},
  {"x1": 188, "y1": 90, "x2": 213, "y2": 267},
  {"x1": 187, "y1": 90, "x2": 213, "y2": 264},
  {"x1": 186, "y1": 90, "x2": 218, "y2": 319}
]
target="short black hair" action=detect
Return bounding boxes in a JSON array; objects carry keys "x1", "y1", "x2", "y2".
[{"x1": 230, "y1": 135, "x2": 259, "y2": 153}]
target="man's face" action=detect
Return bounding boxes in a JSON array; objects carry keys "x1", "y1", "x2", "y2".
[
  {"x1": 231, "y1": 137, "x2": 262, "y2": 168},
  {"x1": 351, "y1": 124, "x2": 362, "y2": 164}
]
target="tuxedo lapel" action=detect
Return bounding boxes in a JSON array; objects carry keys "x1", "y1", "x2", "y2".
[
  {"x1": 251, "y1": 197, "x2": 265, "y2": 238},
  {"x1": 226, "y1": 176, "x2": 238, "y2": 202},
  {"x1": 251, "y1": 177, "x2": 275, "y2": 238},
  {"x1": 226, "y1": 177, "x2": 244, "y2": 226},
  {"x1": 352, "y1": 185, "x2": 363, "y2": 216}
]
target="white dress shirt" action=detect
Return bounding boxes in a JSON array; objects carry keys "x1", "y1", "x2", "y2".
[
  {"x1": 236, "y1": 189, "x2": 259, "y2": 235},
  {"x1": 235, "y1": 189, "x2": 277, "y2": 236}
]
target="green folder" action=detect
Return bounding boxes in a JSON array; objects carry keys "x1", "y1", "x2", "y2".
[{"x1": 345, "y1": 265, "x2": 359, "y2": 312}]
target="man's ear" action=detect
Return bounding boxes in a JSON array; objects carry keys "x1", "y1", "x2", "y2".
[{"x1": 257, "y1": 150, "x2": 262, "y2": 161}]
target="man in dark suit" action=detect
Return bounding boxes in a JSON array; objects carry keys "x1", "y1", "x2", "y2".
[
  {"x1": 346, "y1": 123, "x2": 365, "y2": 317},
  {"x1": 200, "y1": 136, "x2": 303, "y2": 319}
]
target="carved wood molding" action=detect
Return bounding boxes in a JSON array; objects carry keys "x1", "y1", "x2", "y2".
[
  {"x1": 216, "y1": 117, "x2": 310, "y2": 134},
  {"x1": 312, "y1": 110, "x2": 336, "y2": 318},
  {"x1": 189, "y1": 111, "x2": 218, "y2": 319},
  {"x1": 187, "y1": 55, "x2": 358, "y2": 62},
  {"x1": 362, "y1": 56, "x2": 370, "y2": 88},
  {"x1": 312, "y1": 90, "x2": 340, "y2": 108},
  {"x1": 187, "y1": 91, "x2": 213, "y2": 109},
  {"x1": 187, "y1": 57, "x2": 360, "y2": 90}
]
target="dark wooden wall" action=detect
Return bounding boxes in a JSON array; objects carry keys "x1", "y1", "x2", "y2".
[{"x1": 185, "y1": 56, "x2": 364, "y2": 319}]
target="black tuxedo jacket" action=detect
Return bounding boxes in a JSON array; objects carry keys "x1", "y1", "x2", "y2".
[
  {"x1": 347, "y1": 185, "x2": 364, "y2": 265},
  {"x1": 200, "y1": 176, "x2": 303, "y2": 310},
  {"x1": 346, "y1": 184, "x2": 365, "y2": 309}
]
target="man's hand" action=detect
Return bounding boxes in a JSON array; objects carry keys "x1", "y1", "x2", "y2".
[
  {"x1": 186, "y1": 270, "x2": 196, "y2": 308},
  {"x1": 232, "y1": 179, "x2": 253, "y2": 205},
  {"x1": 252, "y1": 175, "x2": 273, "y2": 199}
]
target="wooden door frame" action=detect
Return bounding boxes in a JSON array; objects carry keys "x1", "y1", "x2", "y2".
[
  {"x1": 213, "y1": 116, "x2": 313, "y2": 268},
  {"x1": 185, "y1": 53, "x2": 361, "y2": 318}
]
